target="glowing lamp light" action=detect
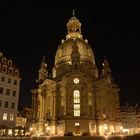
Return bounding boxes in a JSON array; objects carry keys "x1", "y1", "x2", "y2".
[
  {"x1": 104, "y1": 124, "x2": 108, "y2": 130},
  {"x1": 47, "y1": 126, "x2": 50, "y2": 131},
  {"x1": 8, "y1": 129, "x2": 12, "y2": 135},
  {"x1": 75, "y1": 122, "x2": 80, "y2": 126},
  {"x1": 30, "y1": 127, "x2": 33, "y2": 131},
  {"x1": 120, "y1": 126, "x2": 123, "y2": 130}
]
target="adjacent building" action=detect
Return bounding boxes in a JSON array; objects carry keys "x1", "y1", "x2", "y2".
[
  {"x1": 17, "y1": 107, "x2": 33, "y2": 130},
  {"x1": 119, "y1": 104, "x2": 140, "y2": 134},
  {"x1": 31, "y1": 14, "x2": 121, "y2": 136},
  {"x1": 15, "y1": 107, "x2": 33, "y2": 136},
  {"x1": 0, "y1": 52, "x2": 21, "y2": 136}
]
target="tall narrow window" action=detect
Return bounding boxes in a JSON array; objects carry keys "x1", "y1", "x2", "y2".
[
  {"x1": 8, "y1": 78, "x2": 11, "y2": 83},
  {"x1": 88, "y1": 93, "x2": 92, "y2": 105},
  {"x1": 14, "y1": 80, "x2": 17, "y2": 85},
  {"x1": 0, "y1": 87, "x2": 3, "y2": 94},
  {"x1": 60, "y1": 93, "x2": 65, "y2": 116},
  {"x1": 2, "y1": 66, "x2": 7, "y2": 72},
  {"x1": 6, "y1": 89, "x2": 10, "y2": 95},
  {"x1": 5, "y1": 101, "x2": 8, "y2": 108},
  {"x1": 1, "y1": 76, "x2": 5, "y2": 82},
  {"x1": 0, "y1": 100, "x2": 2, "y2": 107},
  {"x1": 11, "y1": 103, "x2": 15, "y2": 109},
  {"x1": 12, "y1": 90, "x2": 16, "y2": 97},
  {"x1": 8, "y1": 68, "x2": 13, "y2": 74},
  {"x1": 73, "y1": 90, "x2": 80, "y2": 116},
  {"x1": 61, "y1": 93, "x2": 64, "y2": 106},
  {"x1": 9, "y1": 114, "x2": 14, "y2": 121}
]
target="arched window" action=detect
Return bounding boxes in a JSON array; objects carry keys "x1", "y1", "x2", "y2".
[
  {"x1": 2, "y1": 58, "x2": 6, "y2": 64},
  {"x1": 8, "y1": 60, "x2": 12, "y2": 66},
  {"x1": 73, "y1": 90, "x2": 80, "y2": 116}
]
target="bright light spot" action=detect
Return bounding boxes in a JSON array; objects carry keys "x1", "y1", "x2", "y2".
[
  {"x1": 30, "y1": 127, "x2": 33, "y2": 131},
  {"x1": 47, "y1": 126, "x2": 50, "y2": 131},
  {"x1": 120, "y1": 126, "x2": 123, "y2": 130},
  {"x1": 104, "y1": 124, "x2": 108, "y2": 130},
  {"x1": 104, "y1": 135, "x2": 108, "y2": 140},
  {"x1": 75, "y1": 122, "x2": 80, "y2": 126},
  {"x1": 8, "y1": 129, "x2": 12, "y2": 135}
]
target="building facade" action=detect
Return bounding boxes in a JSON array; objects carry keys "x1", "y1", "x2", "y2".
[
  {"x1": 119, "y1": 104, "x2": 140, "y2": 134},
  {"x1": 32, "y1": 14, "x2": 121, "y2": 136},
  {"x1": 17, "y1": 107, "x2": 33, "y2": 130},
  {"x1": 0, "y1": 52, "x2": 21, "y2": 136}
]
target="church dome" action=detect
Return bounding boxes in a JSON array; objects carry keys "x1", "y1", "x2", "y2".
[
  {"x1": 55, "y1": 38, "x2": 95, "y2": 65},
  {"x1": 55, "y1": 12, "x2": 95, "y2": 66}
]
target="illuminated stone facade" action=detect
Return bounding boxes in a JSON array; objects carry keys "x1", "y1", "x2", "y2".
[
  {"x1": 32, "y1": 14, "x2": 121, "y2": 136},
  {"x1": 0, "y1": 52, "x2": 21, "y2": 135}
]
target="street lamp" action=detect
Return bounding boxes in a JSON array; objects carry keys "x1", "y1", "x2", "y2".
[
  {"x1": 104, "y1": 124, "x2": 108, "y2": 130},
  {"x1": 29, "y1": 127, "x2": 33, "y2": 135},
  {"x1": 120, "y1": 126, "x2": 123, "y2": 130},
  {"x1": 120, "y1": 126, "x2": 123, "y2": 134},
  {"x1": 45, "y1": 125, "x2": 50, "y2": 136},
  {"x1": 47, "y1": 126, "x2": 50, "y2": 131},
  {"x1": 104, "y1": 124, "x2": 108, "y2": 135}
]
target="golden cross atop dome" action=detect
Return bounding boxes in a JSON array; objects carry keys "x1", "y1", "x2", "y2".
[
  {"x1": 66, "y1": 10, "x2": 82, "y2": 39},
  {"x1": 73, "y1": 9, "x2": 75, "y2": 17},
  {"x1": 43, "y1": 56, "x2": 45, "y2": 62}
]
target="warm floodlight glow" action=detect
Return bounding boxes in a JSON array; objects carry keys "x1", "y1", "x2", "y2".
[
  {"x1": 104, "y1": 124, "x2": 108, "y2": 130},
  {"x1": 75, "y1": 122, "x2": 80, "y2": 126},
  {"x1": 120, "y1": 126, "x2": 123, "y2": 130},
  {"x1": 8, "y1": 129, "x2": 12, "y2": 135},
  {"x1": 47, "y1": 126, "x2": 50, "y2": 131},
  {"x1": 30, "y1": 127, "x2": 33, "y2": 131}
]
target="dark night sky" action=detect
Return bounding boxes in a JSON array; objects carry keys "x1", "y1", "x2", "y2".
[{"x1": 0, "y1": 1, "x2": 140, "y2": 107}]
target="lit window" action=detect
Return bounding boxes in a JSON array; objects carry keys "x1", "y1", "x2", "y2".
[
  {"x1": 3, "y1": 113, "x2": 7, "y2": 120},
  {"x1": 74, "y1": 90, "x2": 80, "y2": 103},
  {"x1": 8, "y1": 129, "x2": 12, "y2": 136},
  {"x1": 74, "y1": 110, "x2": 80, "y2": 116},
  {"x1": 88, "y1": 93, "x2": 92, "y2": 105},
  {"x1": 75, "y1": 123, "x2": 80, "y2": 126},
  {"x1": 73, "y1": 90, "x2": 80, "y2": 116},
  {"x1": 74, "y1": 104, "x2": 80, "y2": 109},
  {"x1": 74, "y1": 90, "x2": 80, "y2": 95},
  {"x1": 61, "y1": 93, "x2": 64, "y2": 106},
  {"x1": 9, "y1": 114, "x2": 14, "y2": 121}
]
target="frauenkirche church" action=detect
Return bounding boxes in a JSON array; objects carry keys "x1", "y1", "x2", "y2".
[{"x1": 31, "y1": 13, "x2": 121, "y2": 136}]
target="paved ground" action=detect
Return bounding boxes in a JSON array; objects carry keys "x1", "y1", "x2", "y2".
[{"x1": 0, "y1": 135, "x2": 140, "y2": 140}]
